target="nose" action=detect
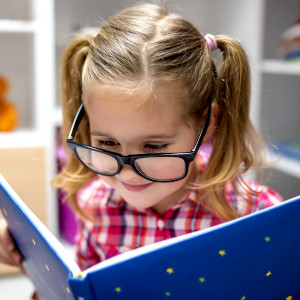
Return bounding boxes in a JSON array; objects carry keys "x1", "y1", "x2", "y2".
[{"x1": 116, "y1": 164, "x2": 143, "y2": 183}]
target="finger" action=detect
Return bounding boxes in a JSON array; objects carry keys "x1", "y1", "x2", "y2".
[
  {"x1": 0, "y1": 219, "x2": 23, "y2": 266},
  {"x1": 0, "y1": 244, "x2": 22, "y2": 266},
  {"x1": 0, "y1": 219, "x2": 15, "y2": 250}
]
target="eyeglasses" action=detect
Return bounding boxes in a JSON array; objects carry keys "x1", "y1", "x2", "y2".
[{"x1": 67, "y1": 101, "x2": 211, "y2": 182}]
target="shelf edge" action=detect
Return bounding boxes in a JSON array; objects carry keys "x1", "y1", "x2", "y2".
[
  {"x1": 261, "y1": 59, "x2": 300, "y2": 75},
  {"x1": 0, "y1": 20, "x2": 37, "y2": 33},
  {"x1": 269, "y1": 152, "x2": 300, "y2": 178},
  {"x1": 0, "y1": 130, "x2": 47, "y2": 147}
]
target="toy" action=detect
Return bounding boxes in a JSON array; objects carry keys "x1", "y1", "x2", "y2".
[
  {"x1": 277, "y1": 1, "x2": 300, "y2": 60},
  {"x1": 0, "y1": 75, "x2": 19, "y2": 131}
]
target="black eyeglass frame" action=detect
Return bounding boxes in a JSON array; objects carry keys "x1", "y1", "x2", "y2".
[{"x1": 67, "y1": 101, "x2": 211, "y2": 182}]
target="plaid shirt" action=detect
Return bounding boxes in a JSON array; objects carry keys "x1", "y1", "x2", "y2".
[{"x1": 75, "y1": 152, "x2": 283, "y2": 270}]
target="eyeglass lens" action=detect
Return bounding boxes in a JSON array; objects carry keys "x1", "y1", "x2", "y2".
[{"x1": 75, "y1": 147, "x2": 186, "y2": 181}]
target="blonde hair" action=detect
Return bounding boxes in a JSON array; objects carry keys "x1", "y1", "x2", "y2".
[{"x1": 53, "y1": 3, "x2": 266, "y2": 221}]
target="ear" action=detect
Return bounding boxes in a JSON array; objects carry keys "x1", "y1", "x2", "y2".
[{"x1": 202, "y1": 102, "x2": 219, "y2": 144}]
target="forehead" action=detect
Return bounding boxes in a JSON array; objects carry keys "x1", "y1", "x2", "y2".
[
  {"x1": 82, "y1": 83, "x2": 192, "y2": 135},
  {"x1": 83, "y1": 82, "x2": 188, "y2": 113}
]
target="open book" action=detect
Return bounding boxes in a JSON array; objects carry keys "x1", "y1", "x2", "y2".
[{"x1": 0, "y1": 174, "x2": 300, "y2": 300}]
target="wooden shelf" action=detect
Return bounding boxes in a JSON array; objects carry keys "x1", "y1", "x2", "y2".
[{"x1": 0, "y1": 146, "x2": 47, "y2": 276}]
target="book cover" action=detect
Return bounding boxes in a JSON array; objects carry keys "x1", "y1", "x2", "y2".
[
  {"x1": 0, "y1": 174, "x2": 81, "y2": 300},
  {"x1": 0, "y1": 174, "x2": 300, "y2": 300}
]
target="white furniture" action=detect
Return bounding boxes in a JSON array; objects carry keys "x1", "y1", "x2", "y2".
[
  {"x1": 0, "y1": 0, "x2": 55, "y2": 148},
  {"x1": 259, "y1": 0, "x2": 300, "y2": 198},
  {"x1": 0, "y1": 0, "x2": 56, "y2": 275}
]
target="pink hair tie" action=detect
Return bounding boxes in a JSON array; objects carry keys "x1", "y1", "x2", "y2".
[{"x1": 204, "y1": 34, "x2": 218, "y2": 51}]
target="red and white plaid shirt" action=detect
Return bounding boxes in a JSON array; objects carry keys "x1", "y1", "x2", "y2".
[{"x1": 75, "y1": 151, "x2": 283, "y2": 270}]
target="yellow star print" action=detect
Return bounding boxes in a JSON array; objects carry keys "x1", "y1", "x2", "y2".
[
  {"x1": 75, "y1": 272, "x2": 84, "y2": 278},
  {"x1": 218, "y1": 250, "x2": 226, "y2": 256},
  {"x1": 166, "y1": 268, "x2": 174, "y2": 274},
  {"x1": 286, "y1": 296, "x2": 292, "y2": 300},
  {"x1": 165, "y1": 292, "x2": 171, "y2": 296},
  {"x1": 241, "y1": 296, "x2": 246, "y2": 300},
  {"x1": 264, "y1": 236, "x2": 271, "y2": 242},
  {"x1": 199, "y1": 277, "x2": 205, "y2": 283},
  {"x1": 266, "y1": 271, "x2": 272, "y2": 277},
  {"x1": 115, "y1": 287, "x2": 121, "y2": 293}
]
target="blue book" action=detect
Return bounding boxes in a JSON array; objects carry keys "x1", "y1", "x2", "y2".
[{"x1": 0, "y1": 174, "x2": 300, "y2": 300}]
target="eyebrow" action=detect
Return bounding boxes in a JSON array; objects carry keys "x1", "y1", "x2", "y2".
[
  {"x1": 142, "y1": 134, "x2": 177, "y2": 140},
  {"x1": 90, "y1": 131, "x2": 177, "y2": 140}
]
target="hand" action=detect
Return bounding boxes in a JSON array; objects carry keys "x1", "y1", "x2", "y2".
[{"x1": 0, "y1": 218, "x2": 23, "y2": 267}]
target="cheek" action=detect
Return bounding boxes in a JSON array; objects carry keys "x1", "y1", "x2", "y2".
[
  {"x1": 155, "y1": 173, "x2": 191, "y2": 198},
  {"x1": 159, "y1": 181, "x2": 185, "y2": 198}
]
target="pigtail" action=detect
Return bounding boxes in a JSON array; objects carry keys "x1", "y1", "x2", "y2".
[
  {"x1": 198, "y1": 35, "x2": 266, "y2": 220},
  {"x1": 61, "y1": 36, "x2": 91, "y2": 146},
  {"x1": 52, "y1": 35, "x2": 96, "y2": 217}
]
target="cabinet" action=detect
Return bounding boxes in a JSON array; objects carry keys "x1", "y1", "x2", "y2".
[
  {"x1": 260, "y1": 0, "x2": 300, "y2": 198},
  {"x1": 0, "y1": 0, "x2": 55, "y2": 275}
]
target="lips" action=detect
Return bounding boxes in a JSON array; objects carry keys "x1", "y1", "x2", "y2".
[{"x1": 121, "y1": 182, "x2": 153, "y2": 192}]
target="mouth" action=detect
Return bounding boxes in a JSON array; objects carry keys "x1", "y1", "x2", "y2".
[{"x1": 121, "y1": 182, "x2": 153, "y2": 192}]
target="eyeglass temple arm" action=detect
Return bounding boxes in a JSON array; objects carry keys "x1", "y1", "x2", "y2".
[
  {"x1": 68, "y1": 103, "x2": 85, "y2": 140},
  {"x1": 191, "y1": 100, "x2": 212, "y2": 153}
]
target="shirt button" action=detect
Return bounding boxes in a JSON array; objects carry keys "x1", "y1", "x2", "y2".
[{"x1": 157, "y1": 219, "x2": 165, "y2": 229}]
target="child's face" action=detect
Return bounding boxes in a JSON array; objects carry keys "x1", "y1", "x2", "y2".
[{"x1": 83, "y1": 85, "x2": 199, "y2": 214}]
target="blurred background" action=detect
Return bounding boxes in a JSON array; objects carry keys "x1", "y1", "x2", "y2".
[{"x1": 0, "y1": 0, "x2": 299, "y2": 298}]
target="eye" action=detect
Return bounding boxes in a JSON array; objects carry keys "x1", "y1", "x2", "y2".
[
  {"x1": 144, "y1": 144, "x2": 168, "y2": 152},
  {"x1": 97, "y1": 139, "x2": 119, "y2": 149}
]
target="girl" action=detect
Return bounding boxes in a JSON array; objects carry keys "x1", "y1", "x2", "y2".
[{"x1": 0, "y1": 2, "x2": 282, "y2": 272}]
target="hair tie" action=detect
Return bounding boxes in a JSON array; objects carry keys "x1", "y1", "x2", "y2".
[{"x1": 204, "y1": 34, "x2": 218, "y2": 51}]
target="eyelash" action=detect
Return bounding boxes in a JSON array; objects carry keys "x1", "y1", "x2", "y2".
[
  {"x1": 97, "y1": 140, "x2": 118, "y2": 148},
  {"x1": 144, "y1": 144, "x2": 168, "y2": 152},
  {"x1": 96, "y1": 140, "x2": 168, "y2": 153}
]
